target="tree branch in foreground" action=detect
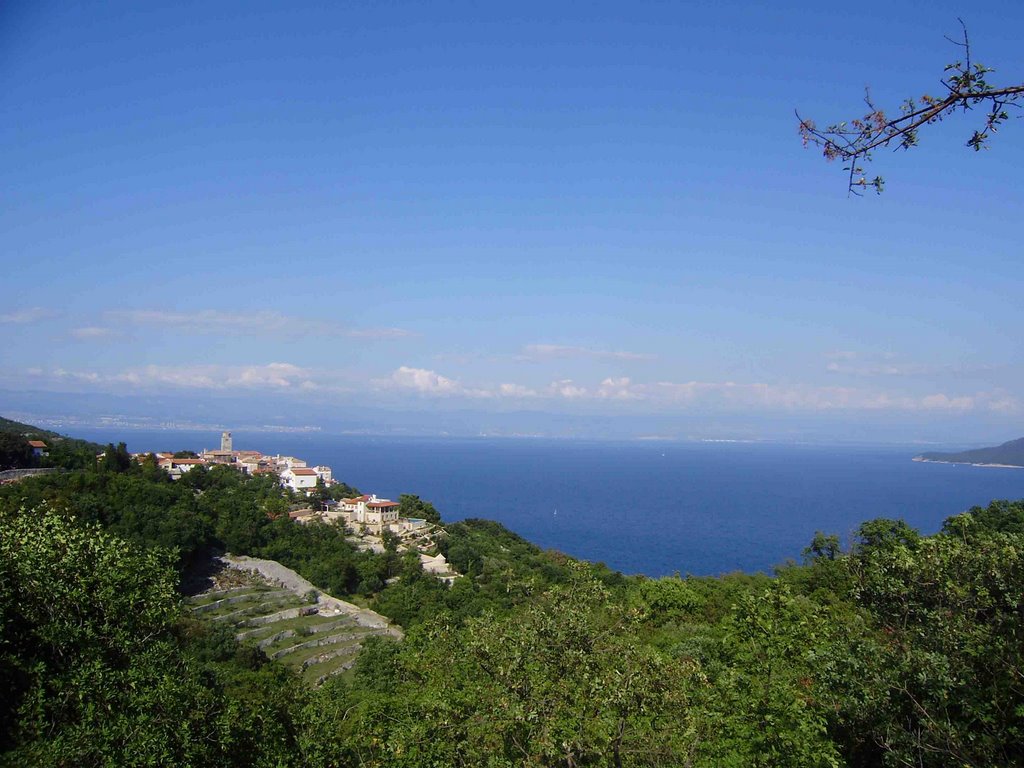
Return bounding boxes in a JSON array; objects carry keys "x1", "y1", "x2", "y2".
[{"x1": 797, "y1": 20, "x2": 1024, "y2": 195}]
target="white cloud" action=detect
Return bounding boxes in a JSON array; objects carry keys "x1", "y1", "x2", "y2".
[
  {"x1": 548, "y1": 379, "x2": 588, "y2": 399},
  {"x1": 346, "y1": 327, "x2": 415, "y2": 339},
  {"x1": 377, "y1": 368, "x2": 1004, "y2": 413},
  {"x1": 12, "y1": 360, "x2": 1017, "y2": 417},
  {"x1": 596, "y1": 377, "x2": 642, "y2": 400},
  {"x1": 105, "y1": 309, "x2": 412, "y2": 340},
  {"x1": 230, "y1": 362, "x2": 310, "y2": 389},
  {"x1": 649, "y1": 380, "x2": 1008, "y2": 413},
  {"x1": 823, "y1": 351, "x2": 997, "y2": 379},
  {"x1": 52, "y1": 367, "x2": 102, "y2": 384},
  {"x1": 918, "y1": 393, "x2": 975, "y2": 411},
  {"x1": 381, "y1": 366, "x2": 494, "y2": 399},
  {"x1": 827, "y1": 360, "x2": 930, "y2": 377},
  {"x1": 0, "y1": 307, "x2": 52, "y2": 324},
  {"x1": 130, "y1": 362, "x2": 313, "y2": 390},
  {"x1": 499, "y1": 383, "x2": 538, "y2": 398},
  {"x1": 987, "y1": 395, "x2": 1020, "y2": 414},
  {"x1": 520, "y1": 344, "x2": 653, "y2": 362},
  {"x1": 389, "y1": 366, "x2": 462, "y2": 395},
  {"x1": 70, "y1": 326, "x2": 122, "y2": 341},
  {"x1": 31, "y1": 362, "x2": 316, "y2": 392}
]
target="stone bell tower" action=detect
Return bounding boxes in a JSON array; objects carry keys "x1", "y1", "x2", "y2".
[{"x1": 220, "y1": 431, "x2": 233, "y2": 452}]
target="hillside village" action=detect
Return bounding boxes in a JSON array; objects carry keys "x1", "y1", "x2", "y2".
[
  {"x1": 140, "y1": 431, "x2": 458, "y2": 583},
  {"x1": 145, "y1": 431, "x2": 333, "y2": 489},
  {"x1": 1, "y1": 424, "x2": 458, "y2": 582}
]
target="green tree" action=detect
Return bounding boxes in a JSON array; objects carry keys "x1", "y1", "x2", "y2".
[
  {"x1": 398, "y1": 493, "x2": 442, "y2": 524},
  {"x1": 0, "y1": 433, "x2": 34, "y2": 470},
  {"x1": 947, "y1": 498, "x2": 1024, "y2": 536},
  {"x1": 802, "y1": 531, "x2": 841, "y2": 562},
  {"x1": 0, "y1": 508, "x2": 209, "y2": 763},
  {"x1": 341, "y1": 565, "x2": 701, "y2": 767},
  {"x1": 853, "y1": 517, "x2": 919, "y2": 554},
  {"x1": 704, "y1": 584, "x2": 842, "y2": 768},
  {"x1": 843, "y1": 524, "x2": 1024, "y2": 766},
  {"x1": 0, "y1": 505, "x2": 312, "y2": 766},
  {"x1": 99, "y1": 441, "x2": 132, "y2": 473}
]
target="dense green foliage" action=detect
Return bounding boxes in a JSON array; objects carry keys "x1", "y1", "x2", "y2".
[
  {"x1": 2, "y1": 427, "x2": 1024, "y2": 766},
  {"x1": 316, "y1": 501, "x2": 1024, "y2": 767},
  {"x1": 0, "y1": 432, "x2": 34, "y2": 470},
  {"x1": 374, "y1": 517, "x2": 624, "y2": 629},
  {"x1": 397, "y1": 493, "x2": 441, "y2": 524},
  {"x1": 0, "y1": 416, "x2": 103, "y2": 470},
  {"x1": 0, "y1": 507, "x2": 312, "y2": 767}
]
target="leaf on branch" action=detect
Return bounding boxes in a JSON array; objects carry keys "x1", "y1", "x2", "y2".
[{"x1": 796, "y1": 22, "x2": 1024, "y2": 195}]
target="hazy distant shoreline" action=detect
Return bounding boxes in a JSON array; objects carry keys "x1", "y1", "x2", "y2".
[{"x1": 912, "y1": 457, "x2": 1024, "y2": 470}]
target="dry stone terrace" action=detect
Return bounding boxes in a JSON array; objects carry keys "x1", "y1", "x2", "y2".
[{"x1": 188, "y1": 555, "x2": 401, "y2": 686}]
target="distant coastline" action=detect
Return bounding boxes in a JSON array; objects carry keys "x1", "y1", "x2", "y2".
[
  {"x1": 914, "y1": 437, "x2": 1024, "y2": 469},
  {"x1": 912, "y1": 456, "x2": 1024, "y2": 470}
]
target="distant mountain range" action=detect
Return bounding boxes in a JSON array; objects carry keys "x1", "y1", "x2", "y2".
[{"x1": 916, "y1": 438, "x2": 1024, "y2": 468}]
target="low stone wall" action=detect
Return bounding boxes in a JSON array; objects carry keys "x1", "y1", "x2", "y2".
[
  {"x1": 191, "y1": 589, "x2": 292, "y2": 615},
  {"x1": 221, "y1": 554, "x2": 401, "y2": 637},
  {"x1": 0, "y1": 467, "x2": 60, "y2": 482},
  {"x1": 267, "y1": 631, "x2": 372, "y2": 661},
  {"x1": 241, "y1": 605, "x2": 318, "y2": 627}
]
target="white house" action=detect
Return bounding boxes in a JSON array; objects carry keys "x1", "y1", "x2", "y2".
[
  {"x1": 274, "y1": 455, "x2": 307, "y2": 471},
  {"x1": 364, "y1": 498, "x2": 400, "y2": 534},
  {"x1": 157, "y1": 456, "x2": 205, "y2": 471},
  {"x1": 340, "y1": 494, "x2": 400, "y2": 535},
  {"x1": 282, "y1": 467, "x2": 319, "y2": 492},
  {"x1": 157, "y1": 456, "x2": 206, "y2": 480},
  {"x1": 419, "y1": 553, "x2": 458, "y2": 585}
]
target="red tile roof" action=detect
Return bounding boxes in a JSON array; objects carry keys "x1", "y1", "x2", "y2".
[
  {"x1": 290, "y1": 468, "x2": 317, "y2": 476},
  {"x1": 27, "y1": 440, "x2": 47, "y2": 448},
  {"x1": 367, "y1": 500, "x2": 398, "y2": 508}
]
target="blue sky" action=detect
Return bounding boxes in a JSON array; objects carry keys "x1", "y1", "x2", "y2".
[{"x1": 2, "y1": 0, "x2": 1023, "y2": 442}]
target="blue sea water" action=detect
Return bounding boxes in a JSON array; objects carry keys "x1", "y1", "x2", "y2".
[{"x1": 77, "y1": 429, "x2": 1024, "y2": 577}]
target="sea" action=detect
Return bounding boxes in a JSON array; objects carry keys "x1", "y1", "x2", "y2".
[{"x1": 73, "y1": 429, "x2": 1024, "y2": 578}]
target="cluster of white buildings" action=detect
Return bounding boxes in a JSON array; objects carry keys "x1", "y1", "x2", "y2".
[
  {"x1": 140, "y1": 431, "x2": 334, "y2": 493},
  {"x1": 142, "y1": 432, "x2": 458, "y2": 583}
]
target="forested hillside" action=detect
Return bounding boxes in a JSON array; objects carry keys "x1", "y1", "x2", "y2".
[
  {"x1": 2, "y1": 433, "x2": 1023, "y2": 766},
  {"x1": 0, "y1": 416, "x2": 104, "y2": 470},
  {"x1": 918, "y1": 437, "x2": 1024, "y2": 467}
]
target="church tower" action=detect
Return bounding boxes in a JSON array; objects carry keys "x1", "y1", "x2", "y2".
[{"x1": 221, "y1": 431, "x2": 233, "y2": 452}]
